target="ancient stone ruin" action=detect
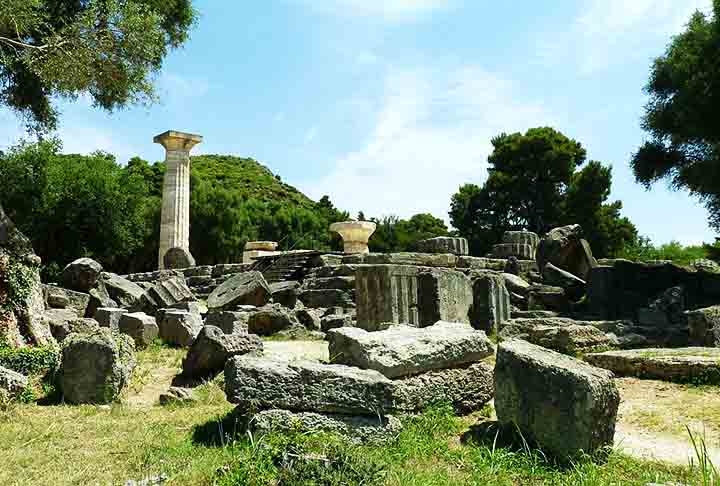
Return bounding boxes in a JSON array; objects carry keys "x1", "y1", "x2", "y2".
[{"x1": 3, "y1": 138, "x2": 720, "y2": 463}]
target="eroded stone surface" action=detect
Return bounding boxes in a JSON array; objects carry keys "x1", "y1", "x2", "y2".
[
  {"x1": 118, "y1": 312, "x2": 158, "y2": 349},
  {"x1": 225, "y1": 356, "x2": 394, "y2": 415},
  {"x1": 250, "y1": 409, "x2": 402, "y2": 444},
  {"x1": 0, "y1": 365, "x2": 28, "y2": 398},
  {"x1": 159, "y1": 310, "x2": 203, "y2": 347},
  {"x1": 585, "y1": 348, "x2": 720, "y2": 384},
  {"x1": 500, "y1": 318, "x2": 613, "y2": 355},
  {"x1": 61, "y1": 258, "x2": 103, "y2": 293},
  {"x1": 59, "y1": 328, "x2": 136, "y2": 404},
  {"x1": 207, "y1": 271, "x2": 271, "y2": 310},
  {"x1": 328, "y1": 322, "x2": 493, "y2": 378},
  {"x1": 495, "y1": 339, "x2": 619, "y2": 458},
  {"x1": 181, "y1": 326, "x2": 262, "y2": 380}
]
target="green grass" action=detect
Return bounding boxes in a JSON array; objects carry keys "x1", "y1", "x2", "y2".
[{"x1": 0, "y1": 344, "x2": 713, "y2": 485}]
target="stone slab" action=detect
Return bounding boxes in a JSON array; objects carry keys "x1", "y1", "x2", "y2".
[
  {"x1": 327, "y1": 322, "x2": 494, "y2": 378},
  {"x1": 585, "y1": 348, "x2": 720, "y2": 384}
]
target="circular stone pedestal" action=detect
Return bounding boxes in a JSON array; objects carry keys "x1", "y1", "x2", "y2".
[{"x1": 330, "y1": 221, "x2": 377, "y2": 254}]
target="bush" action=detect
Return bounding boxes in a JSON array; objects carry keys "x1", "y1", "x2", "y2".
[
  {"x1": 617, "y1": 237, "x2": 709, "y2": 265},
  {"x1": 0, "y1": 344, "x2": 59, "y2": 377}
]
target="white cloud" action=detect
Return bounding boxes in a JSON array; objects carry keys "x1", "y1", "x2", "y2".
[
  {"x1": 539, "y1": 0, "x2": 712, "y2": 74},
  {"x1": 302, "y1": 66, "x2": 554, "y2": 224},
  {"x1": 299, "y1": 0, "x2": 452, "y2": 21}
]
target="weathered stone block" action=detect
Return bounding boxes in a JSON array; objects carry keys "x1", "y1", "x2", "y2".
[
  {"x1": 181, "y1": 326, "x2": 262, "y2": 380},
  {"x1": 343, "y1": 252, "x2": 457, "y2": 268},
  {"x1": 95, "y1": 307, "x2": 126, "y2": 331},
  {"x1": 416, "y1": 237, "x2": 469, "y2": 256},
  {"x1": 491, "y1": 243, "x2": 535, "y2": 260},
  {"x1": 139, "y1": 276, "x2": 195, "y2": 315},
  {"x1": 417, "y1": 269, "x2": 473, "y2": 327},
  {"x1": 43, "y1": 285, "x2": 90, "y2": 316},
  {"x1": 163, "y1": 247, "x2": 195, "y2": 270},
  {"x1": 536, "y1": 225, "x2": 597, "y2": 279},
  {"x1": 207, "y1": 271, "x2": 271, "y2": 310},
  {"x1": 495, "y1": 339, "x2": 619, "y2": 458},
  {"x1": 392, "y1": 362, "x2": 494, "y2": 414},
  {"x1": 250, "y1": 409, "x2": 402, "y2": 445},
  {"x1": 204, "y1": 310, "x2": 250, "y2": 334},
  {"x1": 269, "y1": 280, "x2": 300, "y2": 308},
  {"x1": 59, "y1": 328, "x2": 136, "y2": 404},
  {"x1": 225, "y1": 357, "x2": 394, "y2": 415},
  {"x1": 499, "y1": 318, "x2": 613, "y2": 355},
  {"x1": 328, "y1": 322, "x2": 493, "y2": 378},
  {"x1": 0, "y1": 365, "x2": 28, "y2": 398},
  {"x1": 298, "y1": 288, "x2": 354, "y2": 309},
  {"x1": 248, "y1": 305, "x2": 301, "y2": 336},
  {"x1": 586, "y1": 348, "x2": 720, "y2": 384},
  {"x1": 542, "y1": 262, "x2": 586, "y2": 301},
  {"x1": 470, "y1": 271, "x2": 511, "y2": 334},
  {"x1": 118, "y1": 312, "x2": 158, "y2": 349},
  {"x1": 100, "y1": 272, "x2": 145, "y2": 309},
  {"x1": 528, "y1": 285, "x2": 569, "y2": 312},
  {"x1": 355, "y1": 265, "x2": 471, "y2": 330},
  {"x1": 159, "y1": 310, "x2": 203, "y2": 347},
  {"x1": 61, "y1": 258, "x2": 103, "y2": 293}
]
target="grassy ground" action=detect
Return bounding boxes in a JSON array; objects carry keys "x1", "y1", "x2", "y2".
[{"x1": 0, "y1": 344, "x2": 717, "y2": 486}]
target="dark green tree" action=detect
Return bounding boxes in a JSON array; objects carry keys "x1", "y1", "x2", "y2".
[
  {"x1": 368, "y1": 214, "x2": 448, "y2": 253},
  {"x1": 450, "y1": 128, "x2": 637, "y2": 257},
  {"x1": 0, "y1": 0, "x2": 196, "y2": 131},
  {"x1": 632, "y1": 2, "x2": 720, "y2": 231}
]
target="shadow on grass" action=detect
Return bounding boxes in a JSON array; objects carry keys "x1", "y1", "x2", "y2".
[
  {"x1": 192, "y1": 407, "x2": 250, "y2": 447},
  {"x1": 461, "y1": 420, "x2": 610, "y2": 469}
]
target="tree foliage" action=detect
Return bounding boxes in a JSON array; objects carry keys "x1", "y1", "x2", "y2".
[
  {"x1": 450, "y1": 127, "x2": 637, "y2": 257},
  {"x1": 368, "y1": 213, "x2": 449, "y2": 253},
  {"x1": 0, "y1": 142, "x2": 349, "y2": 275},
  {"x1": 632, "y1": 2, "x2": 720, "y2": 232},
  {"x1": 0, "y1": 0, "x2": 196, "y2": 131}
]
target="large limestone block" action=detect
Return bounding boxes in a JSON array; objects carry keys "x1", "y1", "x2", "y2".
[
  {"x1": 585, "y1": 348, "x2": 720, "y2": 384},
  {"x1": 298, "y1": 289, "x2": 354, "y2": 309},
  {"x1": 343, "y1": 252, "x2": 458, "y2": 268},
  {"x1": 43, "y1": 285, "x2": 90, "y2": 317},
  {"x1": 502, "y1": 231, "x2": 540, "y2": 248},
  {"x1": 225, "y1": 357, "x2": 395, "y2": 415},
  {"x1": 528, "y1": 285, "x2": 569, "y2": 312},
  {"x1": 59, "y1": 328, "x2": 136, "y2": 404},
  {"x1": 163, "y1": 247, "x2": 195, "y2": 270},
  {"x1": 499, "y1": 318, "x2": 613, "y2": 355},
  {"x1": 49, "y1": 316, "x2": 100, "y2": 343},
  {"x1": 392, "y1": 362, "x2": 494, "y2": 414},
  {"x1": 180, "y1": 326, "x2": 262, "y2": 380},
  {"x1": 204, "y1": 310, "x2": 250, "y2": 334},
  {"x1": 247, "y1": 305, "x2": 301, "y2": 336},
  {"x1": 417, "y1": 268, "x2": 473, "y2": 327},
  {"x1": 542, "y1": 262, "x2": 586, "y2": 301},
  {"x1": 502, "y1": 273, "x2": 531, "y2": 296},
  {"x1": 269, "y1": 280, "x2": 300, "y2": 308},
  {"x1": 536, "y1": 225, "x2": 597, "y2": 280},
  {"x1": 491, "y1": 243, "x2": 535, "y2": 260},
  {"x1": 207, "y1": 271, "x2": 271, "y2": 310},
  {"x1": 327, "y1": 322, "x2": 494, "y2": 378},
  {"x1": 470, "y1": 271, "x2": 511, "y2": 334},
  {"x1": 0, "y1": 207, "x2": 52, "y2": 347},
  {"x1": 250, "y1": 409, "x2": 402, "y2": 445},
  {"x1": 416, "y1": 237, "x2": 469, "y2": 256},
  {"x1": 0, "y1": 365, "x2": 28, "y2": 398},
  {"x1": 139, "y1": 276, "x2": 195, "y2": 315},
  {"x1": 495, "y1": 339, "x2": 619, "y2": 458},
  {"x1": 355, "y1": 265, "x2": 472, "y2": 330},
  {"x1": 356, "y1": 265, "x2": 419, "y2": 330},
  {"x1": 118, "y1": 312, "x2": 158, "y2": 348},
  {"x1": 95, "y1": 307, "x2": 126, "y2": 331},
  {"x1": 159, "y1": 310, "x2": 203, "y2": 347},
  {"x1": 61, "y1": 258, "x2": 103, "y2": 293}
]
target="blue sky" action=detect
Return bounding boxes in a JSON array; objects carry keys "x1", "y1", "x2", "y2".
[{"x1": 1, "y1": 0, "x2": 717, "y2": 244}]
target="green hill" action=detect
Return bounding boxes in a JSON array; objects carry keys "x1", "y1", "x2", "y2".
[{"x1": 190, "y1": 154, "x2": 318, "y2": 210}]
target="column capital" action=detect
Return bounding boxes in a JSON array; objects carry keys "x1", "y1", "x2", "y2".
[{"x1": 153, "y1": 130, "x2": 203, "y2": 151}]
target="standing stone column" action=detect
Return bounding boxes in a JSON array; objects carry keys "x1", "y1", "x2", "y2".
[{"x1": 154, "y1": 130, "x2": 203, "y2": 269}]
